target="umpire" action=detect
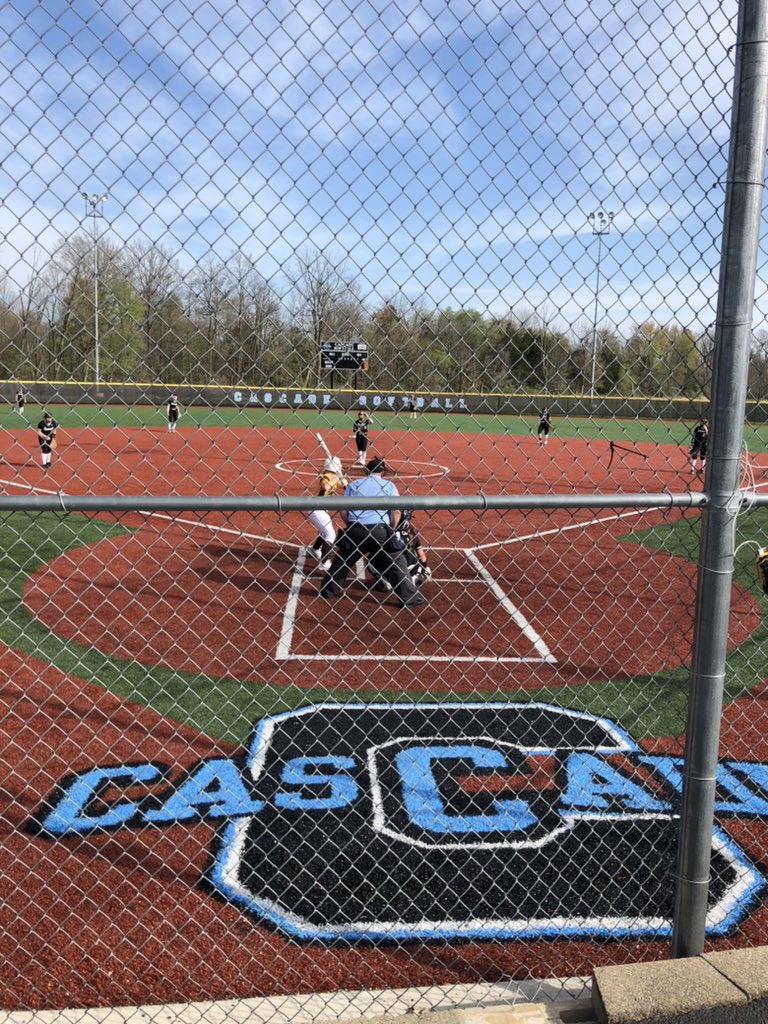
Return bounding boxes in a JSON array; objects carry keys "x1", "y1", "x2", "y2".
[{"x1": 319, "y1": 456, "x2": 426, "y2": 610}]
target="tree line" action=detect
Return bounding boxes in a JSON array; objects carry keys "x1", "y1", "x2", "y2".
[{"x1": 1, "y1": 235, "x2": 756, "y2": 399}]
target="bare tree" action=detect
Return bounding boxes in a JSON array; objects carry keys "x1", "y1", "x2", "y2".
[
  {"x1": 127, "y1": 241, "x2": 185, "y2": 380},
  {"x1": 286, "y1": 248, "x2": 365, "y2": 385},
  {"x1": 220, "y1": 253, "x2": 284, "y2": 385}
]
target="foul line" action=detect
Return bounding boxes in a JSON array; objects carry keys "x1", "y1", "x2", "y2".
[
  {"x1": 0, "y1": 480, "x2": 304, "y2": 550},
  {"x1": 468, "y1": 508, "x2": 653, "y2": 553},
  {"x1": 276, "y1": 547, "x2": 308, "y2": 660},
  {"x1": 464, "y1": 549, "x2": 556, "y2": 663}
]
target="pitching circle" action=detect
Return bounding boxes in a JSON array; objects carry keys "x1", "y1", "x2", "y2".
[{"x1": 276, "y1": 458, "x2": 450, "y2": 480}]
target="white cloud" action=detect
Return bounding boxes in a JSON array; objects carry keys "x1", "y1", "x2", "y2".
[{"x1": 0, "y1": 0, "x2": 751, "y2": 337}]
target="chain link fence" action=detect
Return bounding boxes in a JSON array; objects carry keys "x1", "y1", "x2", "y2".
[{"x1": 2, "y1": 0, "x2": 768, "y2": 1018}]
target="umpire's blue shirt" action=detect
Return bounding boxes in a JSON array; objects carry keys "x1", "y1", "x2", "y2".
[{"x1": 344, "y1": 474, "x2": 399, "y2": 526}]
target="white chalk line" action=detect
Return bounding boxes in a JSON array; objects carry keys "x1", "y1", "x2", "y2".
[
  {"x1": 464, "y1": 549, "x2": 556, "y2": 663},
  {"x1": 4, "y1": 474, "x2": 757, "y2": 669},
  {"x1": 276, "y1": 547, "x2": 308, "y2": 660},
  {"x1": 284, "y1": 654, "x2": 548, "y2": 664}
]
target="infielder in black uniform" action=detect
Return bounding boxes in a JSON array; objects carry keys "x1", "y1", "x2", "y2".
[
  {"x1": 36, "y1": 411, "x2": 57, "y2": 470},
  {"x1": 537, "y1": 408, "x2": 552, "y2": 444},
  {"x1": 689, "y1": 417, "x2": 708, "y2": 473},
  {"x1": 353, "y1": 410, "x2": 372, "y2": 466},
  {"x1": 166, "y1": 395, "x2": 181, "y2": 433}
]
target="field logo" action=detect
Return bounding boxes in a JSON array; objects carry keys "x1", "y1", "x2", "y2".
[{"x1": 33, "y1": 702, "x2": 766, "y2": 942}]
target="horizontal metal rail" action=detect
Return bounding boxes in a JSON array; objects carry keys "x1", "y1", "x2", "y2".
[{"x1": 0, "y1": 491, "x2": 717, "y2": 513}]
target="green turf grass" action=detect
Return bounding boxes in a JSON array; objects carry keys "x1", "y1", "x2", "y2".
[
  {"x1": 0, "y1": 512, "x2": 339, "y2": 747},
  {"x1": 3, "y1": 401, "x2": 766, "y2": 745},
  {"x1": 6, "y1": 400, "x2": 768, "y2": 450},
  {"x1": 1, "y1": 503, "x2": 765, "y2": 747}
]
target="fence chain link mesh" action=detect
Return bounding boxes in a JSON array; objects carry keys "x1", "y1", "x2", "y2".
[{"x1": 2, "y1": 0, "x2": 768, "y2": 1018}]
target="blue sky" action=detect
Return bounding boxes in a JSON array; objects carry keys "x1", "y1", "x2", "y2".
[{"x1": 0, "y1": 0, "x2": 744, "y2": 336}]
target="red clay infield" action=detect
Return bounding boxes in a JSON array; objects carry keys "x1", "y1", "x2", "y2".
[
  {"x1": 11, "y1": 425, "x2": 761, "y2": 691},
  {"x1": 1, "y1": 422, "x2": 766, "y2": 1009}
]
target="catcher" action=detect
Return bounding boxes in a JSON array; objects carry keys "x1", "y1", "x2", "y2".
[
  {"x1": 371, "y1": 508, "x2": 432, "y2": 590},
  {"x1": 307, "y1": 457, "x2": 346, "y2": 570},
  {"x1": 398, "y1": 509, "x2": 432, "y2": 585}
]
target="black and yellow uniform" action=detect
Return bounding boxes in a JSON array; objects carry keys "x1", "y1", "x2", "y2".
[
  {"x1": 166, "y1": 395, "x2": 181, "y2": 432},
  {"x1": 537, "y1": 409, "x2": 551, "y2": 443},
  {"x1": 308, "y1": 466, "x2": 344, "y2": 566},
  {"x1": 690, "y1": 419, "x2": 708, "y2": 471},
  {"x1": 317, "y1": 470, "x2": 342, "y2": 498},
  {"x1": 36, "y1": 414, "x2": 57, "y2": 470},
  {"x1": 353, "y1": 412, "x2": 371, "y2": 464},
  {"x1": 395, "y1": 510, "x2": 432, "y2": 584}
]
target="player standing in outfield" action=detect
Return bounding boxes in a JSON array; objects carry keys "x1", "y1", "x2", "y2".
[
  {"x1": 407, "y1": 396, "x2": 417, "y2": 419},
  {"x1": 353, "y1": 410, "x2": 372, "y2": 465},
  {"x1": 537, "y1": 408, "x2": 552, "y2": 444},
  {"x1": 36, "y1": 411, "x2": 57, "y2": 471},
  {"x1": 689, "y1": 417, "x2": 708, "y2": 473},
  {"x1": 166, "y1": 394, "x2": 181, "y2": 433},
  {"x1": 307, "y1": 457, "x2": 345, "y2": 570},
  {"x1": 14, "y1": 387, "x2": 25, "y2": 417}
]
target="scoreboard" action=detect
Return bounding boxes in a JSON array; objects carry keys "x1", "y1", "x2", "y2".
[{"x1": 321, "y1": 341, "x2": 368, "y2": 371}]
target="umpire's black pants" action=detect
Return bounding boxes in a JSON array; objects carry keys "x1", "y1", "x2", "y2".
[{"x1": 319, "y1": 523, "x2": 420, "y2": 607}]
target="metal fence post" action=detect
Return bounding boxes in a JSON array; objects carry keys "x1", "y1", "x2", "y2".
[{"x1": 671, "y1": 0, "x2": 768, "y2": 957}]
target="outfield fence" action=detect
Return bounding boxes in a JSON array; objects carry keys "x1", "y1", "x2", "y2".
[
  {"x1": 0, "y1": 379, "x2": 719, "y2": 423},
  {"x1": 4, "y1": 0, "x2": 768, "y2": 1018}
]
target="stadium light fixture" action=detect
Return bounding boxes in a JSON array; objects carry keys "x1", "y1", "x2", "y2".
[
  {"x1": 588, "y1": 209, "x2": 614, "y2": 398},
  {"x1": 80, "y1": 192, "x2": 108, "y2": 386}
]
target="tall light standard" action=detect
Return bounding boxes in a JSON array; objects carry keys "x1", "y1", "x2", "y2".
[
  {"x1": 587, "y1": 209, "x2": 614, "y2": 397},
  {"x1": 81, "y1": 192, "x2": 108, "y2": 386}
]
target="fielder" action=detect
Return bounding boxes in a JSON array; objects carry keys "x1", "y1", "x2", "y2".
[
  {"x1": 689, "y1": 417, "x2": 708, "y2": 473},
  {"x1": 166, "y1": 395, "x2": 181, "y2": 432},
  {"x1": 36, "y1": 411, "x2": 57, "y2": 471}
]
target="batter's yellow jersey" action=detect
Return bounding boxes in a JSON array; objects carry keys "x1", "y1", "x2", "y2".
[{"x1": 317, "y1": 471, "x2": 342, "y2": 497}]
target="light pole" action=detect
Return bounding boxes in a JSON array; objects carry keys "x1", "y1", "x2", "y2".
[
  {"x1": 81, "y1": 192, "x2": 108, "y2": 386},
  {"x1": 587, "y1": 209, "x2": 614, "y2": 397}
]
